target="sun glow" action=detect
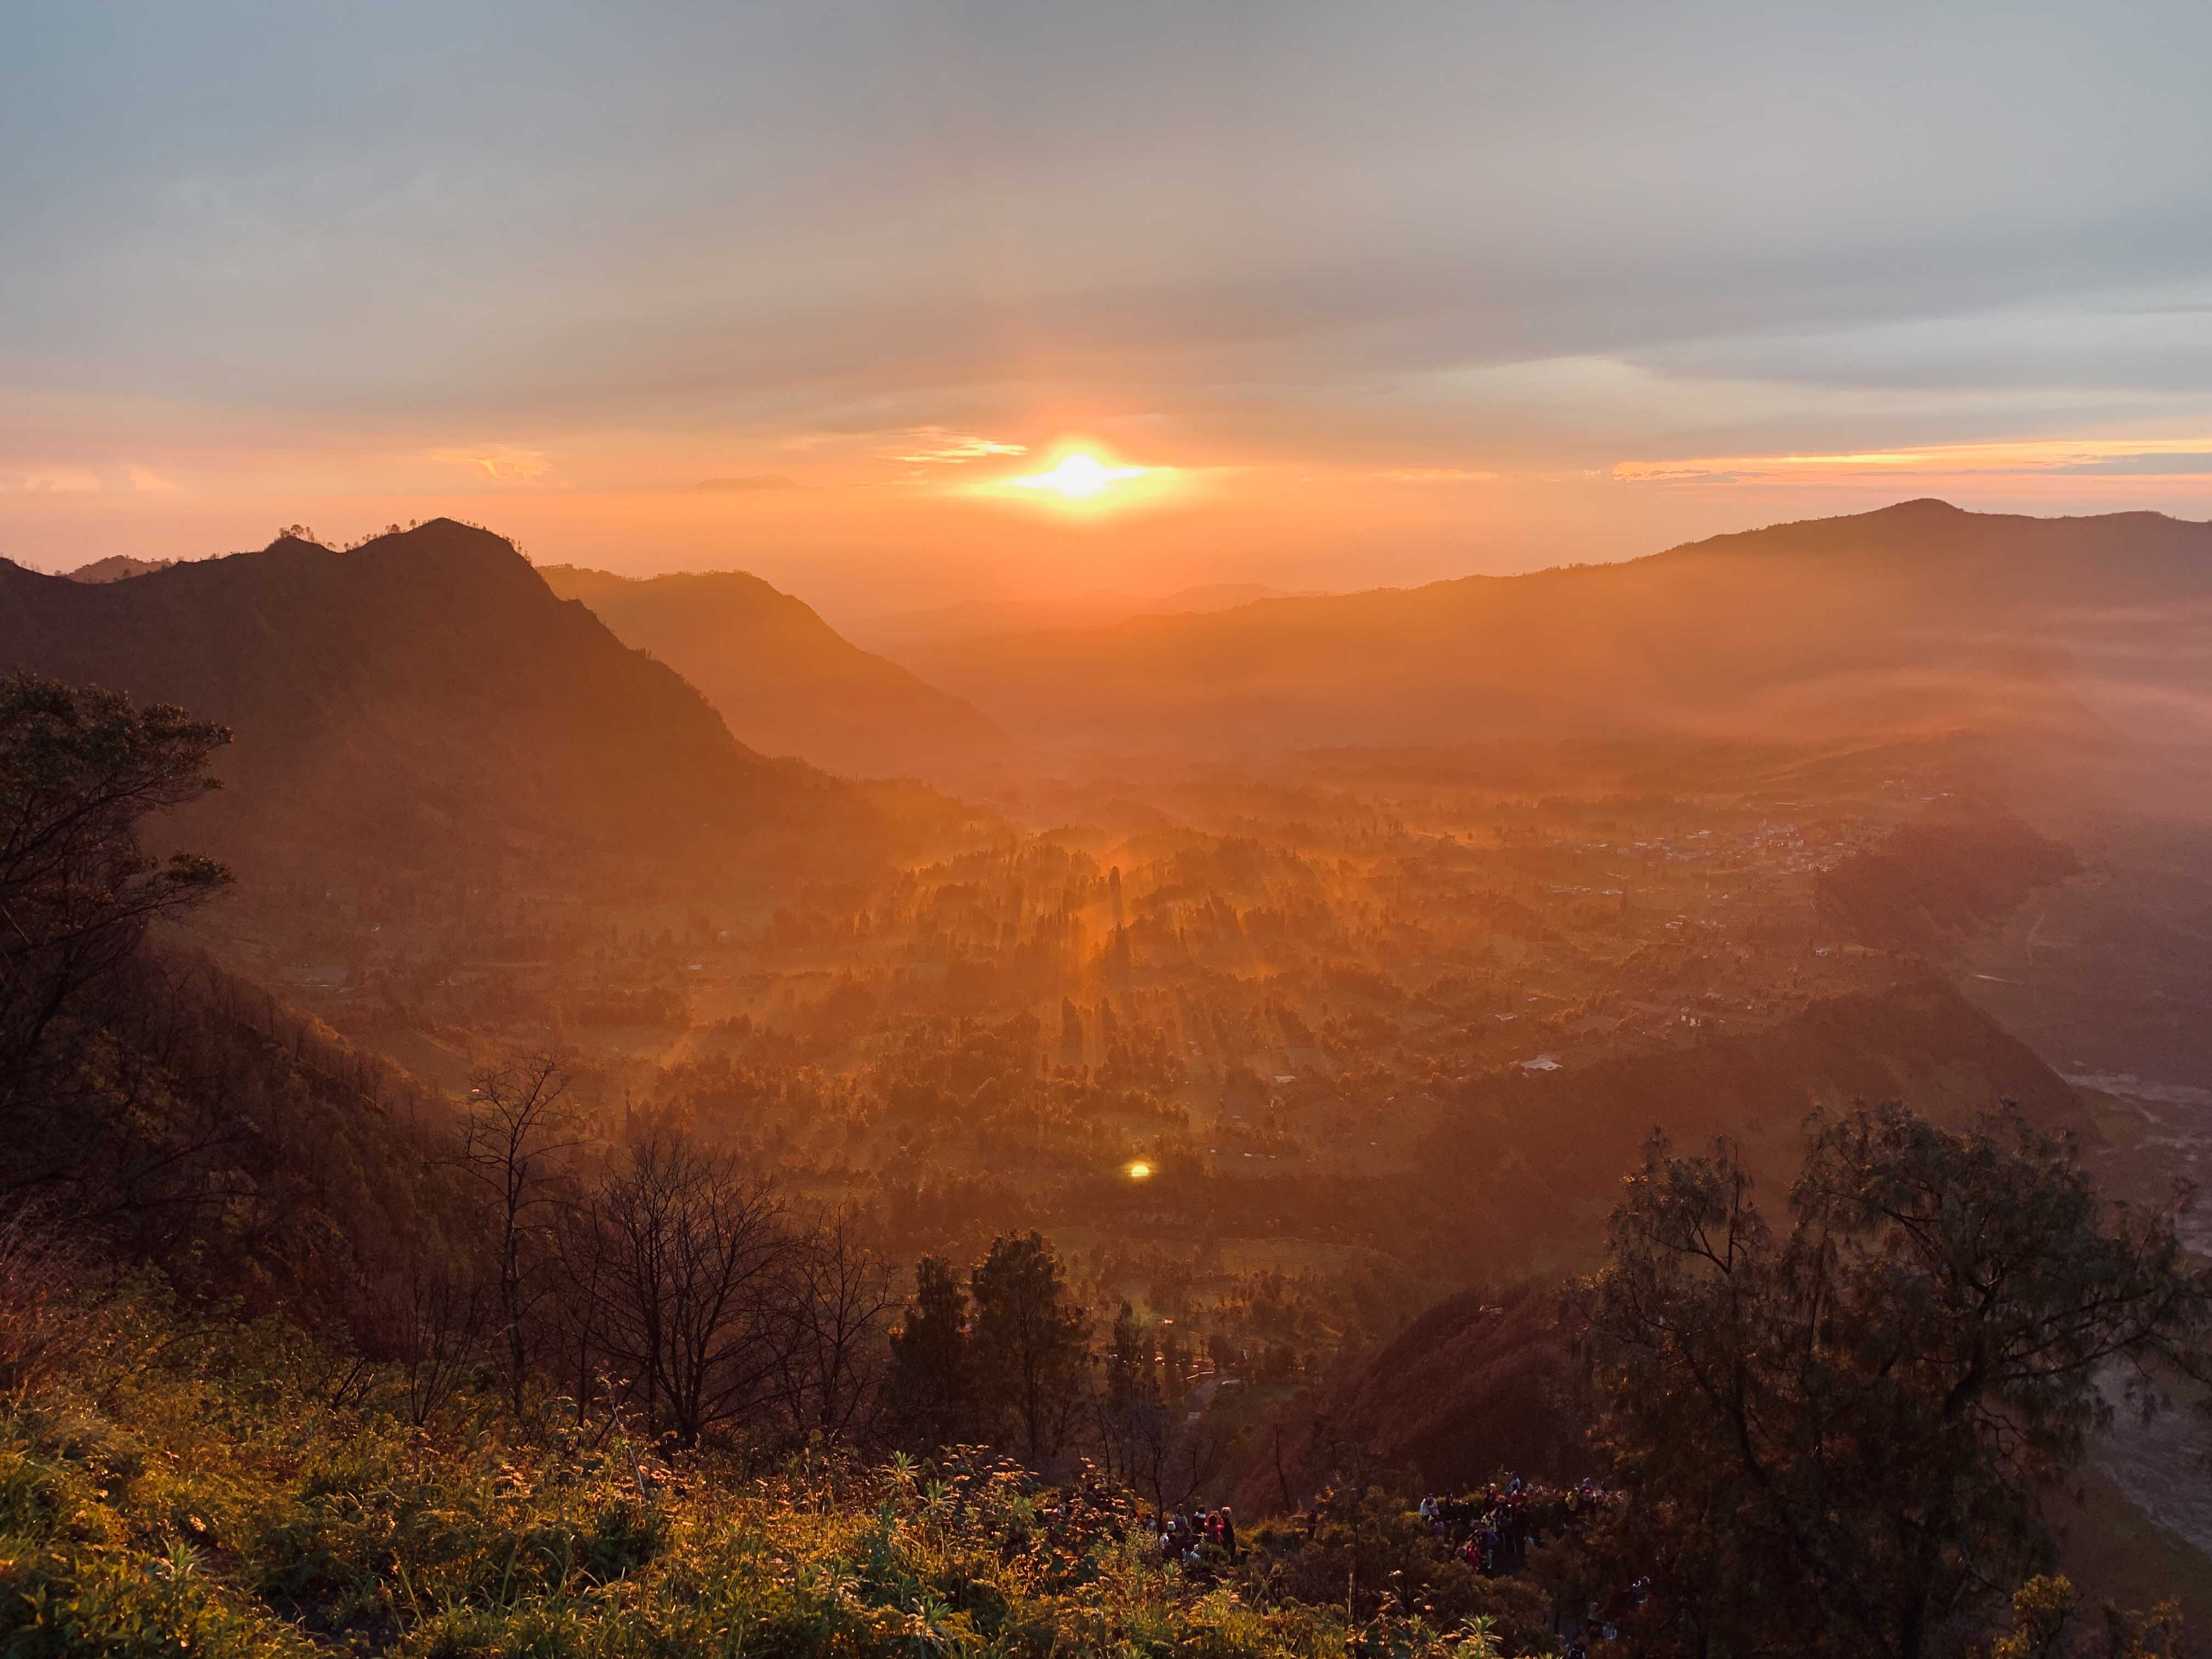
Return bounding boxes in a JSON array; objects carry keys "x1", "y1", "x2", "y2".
[
  {"x1": 1126, "y1": 1160, "x2": 1153, "y2": 1181},
  {"x1": 1010, "y1": 452, "x2": 1149, "y2": 499}
]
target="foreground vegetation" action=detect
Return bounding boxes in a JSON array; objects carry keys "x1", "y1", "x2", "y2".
[
  {"x1": 7, "y1": 670, "x2": 2211, "y2": 1658},
  {"x1": 0, "y1": 1286, "x2": 1517, "y2": 1658}
]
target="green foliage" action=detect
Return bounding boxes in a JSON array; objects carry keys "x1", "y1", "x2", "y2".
[
  {"x1": 1577, "y1": 1104, "x2": 2211, "y2": 1659},
  {"x1": 0, "y1": 1288, "x2": 1505, "y2": 1659},
  {"x1": 969, "y1": 1232, "x2": 1091, "y2": 1469}
]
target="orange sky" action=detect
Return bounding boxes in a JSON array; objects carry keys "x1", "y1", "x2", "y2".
[
  {"x1": 10, "y1": 415, "x2": 2212, "y2": 623},
  {"x1": 7, "y1": 5, "x2": 2212, "y2": 617}
]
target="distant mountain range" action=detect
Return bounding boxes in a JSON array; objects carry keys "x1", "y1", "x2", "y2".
[
  {"x1": 894, "y1": 501, "x2": 2212, "y2": 759},
  {"x1": 0, "y1": 520, "x2": 884, "y2": 896},
  {"x1": 540, "y1": 564, "x2": 1006, "y2": 779},
  {"x1": 844, "y1": 582, "x2": 1307, "y2": 650}
]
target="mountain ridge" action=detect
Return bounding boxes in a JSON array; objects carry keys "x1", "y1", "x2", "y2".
[
  {"x1": 893, "y1": 501, "x2": 2211, "y2": 758},
  {"x1": 0, "y1": 519, "x2": 886, "y2": 898},
  {"x1": 539, "y1": 562, "x2": 1008, "y2": 781}
]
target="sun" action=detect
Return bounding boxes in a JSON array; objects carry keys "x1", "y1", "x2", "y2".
[
  {"x1": 1126, "y1": 1160, "x2": 1153, "y2": 1181},
  {"x1": 1011, "y1": 452, "x2": 1148, "y2": 499}
]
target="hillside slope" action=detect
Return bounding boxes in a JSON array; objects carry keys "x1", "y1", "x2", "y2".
[
  {"x1": 0, "y1": 521, "x2": 879, "y2": 894},
  {"x1": 1420, "y1": 977, "x2": 2090, "y2": 1279},
  {"x1": 541, "y1": 564, "x2": 1007, "y2": 779},
  {"x1": 899, "y1": 501, "x2": 2212, "y2": 758}
]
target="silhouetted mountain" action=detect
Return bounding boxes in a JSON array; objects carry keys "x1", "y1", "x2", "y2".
[
  {"x1": 902, "y1": 501, "x2": 2212, "y2": 758},
  {"x1": 0, "y1": 520, "x2": 881, "y2": 895},
  {"x1": 64, "y1": 554, "x2": 174, "y2": 582},
  {"x1": 540, "y1": 563, "x2": 1007, "y2": 779},
  {"x1": 847, "y1": 582, "x2": 1304, "y2": 650}
]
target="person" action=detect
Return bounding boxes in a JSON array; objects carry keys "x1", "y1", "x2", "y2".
[{"x1": 1218, "y1": 1505, "x2": 1239, "y2": 1564}]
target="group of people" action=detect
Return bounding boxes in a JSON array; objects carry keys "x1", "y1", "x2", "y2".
[
  {"x1": 1417, "y1": 1475, "x2": 1609, "y2": 1578},
  {"x1": 1149, "y1": 1503, "x2": 1239, "y2": 1564}
]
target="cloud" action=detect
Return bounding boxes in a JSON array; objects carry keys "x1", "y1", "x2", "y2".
[
  {"x1": 123, "y1": 465, "x2": 179, "y2": 492},
  {"x1": 879, "y1": 428, "x2": 1028, "y2": 466},
  {"x1": 1615, "y1": 436, "x2": 2212, "y2": 485},
  {"x1": 692, "y1": 473, "x2": 800, "y2": 492},
  {"x1": 431, "y1": 446, "x2": 554, "y2": 482},
  {"x1": 2053, "y1": 452, "x2": 2212, "y2": 476}
]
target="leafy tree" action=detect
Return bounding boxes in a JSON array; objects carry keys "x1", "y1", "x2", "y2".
[
  {"x1": 969, "y1": 1229, "x2": 1090, "y2": 1469},
  {"x1": 885, "y1": 1254, "x2": 972, "y2": 1449},
  {"x1": 0, "y1": 671, "x2": 228, "y2": 1141},
  {"x1": 1578, "y1": 1104, "x2": 2210, "y2": 1659}
]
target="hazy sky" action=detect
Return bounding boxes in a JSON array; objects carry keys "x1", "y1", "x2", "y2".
[{"x1": 7, "y1": 2, "x2": 2212, "y2": 615}]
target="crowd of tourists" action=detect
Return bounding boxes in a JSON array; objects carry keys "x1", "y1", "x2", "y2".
[
  {"x1": 1417, "y1": 1474, "x2": 1609, "y2": 1577},
  {"x1": 1148, "y1": 1503, "x2": 1241, "y2": 1564}
]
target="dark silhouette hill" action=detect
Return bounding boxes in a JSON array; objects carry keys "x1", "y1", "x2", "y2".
[
  {"x1": 0, "y1": 521, "x2": 881, "y2": 894},
  {"x1": 540, "y1": 563, "x2": 1007, "y2": 779},
  {"x1": 899, "y1": 501, "x2": 2212, "y2": 758},
  {"x1": 64, "y1": 554, "x2": 174, "y2": 582}
]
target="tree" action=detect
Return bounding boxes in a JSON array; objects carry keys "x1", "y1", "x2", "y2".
[
  {"x1": 452, "y1": 1052, "x2": 578, "y2": 1421},
  {"x1": 885, "y1": 1254, "x2": 972, "y2": 1449},
  {"x1": 0, "y1": 672, "x2": 228, "y2": 1142},
  {"x1": 969, "y1": 1230, "x2": 1090, "y2": 1469},
  {"x1": 1095, "y1": 1300, "x2": 1166, "y2": 1492},
  {"x1": 773, "y1": 1207, "x2": 895, "y2": 1446},
  {"x1": 1578, "y1": 1104, "x2": 2210, "y2": 1659},
  {"x1": 568, "y1": 1131, "x2": 795, "y2": 1448}
]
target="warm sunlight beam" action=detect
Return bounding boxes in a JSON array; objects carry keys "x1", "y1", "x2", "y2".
[{"x1": 1010, "y1": 452, "x2": 1150, "y2": 499}]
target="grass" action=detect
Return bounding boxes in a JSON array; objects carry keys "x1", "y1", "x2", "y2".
[{"x1": 0, "y1": 1295, "x2": 1505, "y2": 1658}]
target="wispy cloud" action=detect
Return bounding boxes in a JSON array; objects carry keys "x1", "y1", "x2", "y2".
[
  {"x1": 431, "y1": 446, "x2": 555, "y2": 483},
  {"x1": 879, "y1": 428, "x2": 1028, "y2": 466},
  {"x1": 1616, "y1": 436, "x2": 2212, "y2": 484}
]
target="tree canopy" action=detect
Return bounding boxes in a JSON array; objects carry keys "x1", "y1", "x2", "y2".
[{"x1": 1578, "y1": 1104, "x2": 2210, "y2": 1659}]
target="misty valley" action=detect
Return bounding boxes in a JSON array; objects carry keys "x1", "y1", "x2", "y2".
[{"x1": 3, "y1": 501, "x2": 2212, "y2": 1657}]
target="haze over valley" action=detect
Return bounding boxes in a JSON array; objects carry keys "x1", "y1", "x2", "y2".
[{"x1": 9, "y1": 7, "x2": 2212, "y2": 1654}]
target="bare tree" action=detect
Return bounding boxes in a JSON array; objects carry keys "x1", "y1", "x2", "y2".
[
  {"x1": 379, "y1": 1253, "x2": 489, "y2": 1429},
  {"x1": 772, "y1": 1207, "x2": 895, "y2": 1446},
  {"x1": 567, "y1": 1130, "x2": 797, "y2": 1448},
  {"x1": 452, "y1": 1052, "x2": 578, "y2": 1421}
]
